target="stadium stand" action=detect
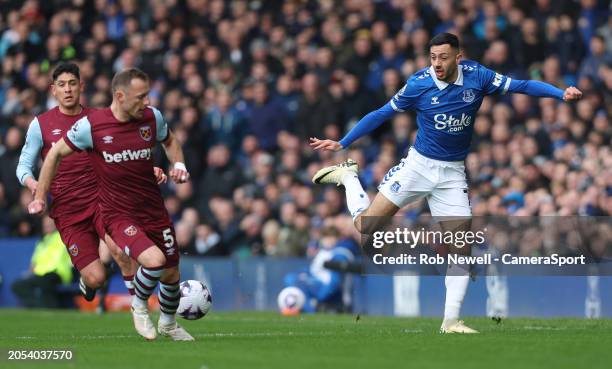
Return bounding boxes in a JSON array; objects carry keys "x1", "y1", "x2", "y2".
[{"x1": 0, "y1": 0, "x2": 609, "y2": 260}]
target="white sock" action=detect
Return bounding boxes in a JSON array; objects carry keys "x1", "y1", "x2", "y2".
[
  {"x1": 443, "y1": 261, "x2": 470, "y2": 321},
  {"x1": 131, "y1": 295, "x2": 147, "y2": 310},
  {"x1": 342, "y1": 173, "x2": 370, "y2": 220},
  {"x1": 159, "y1": 311, "x2": 176, "y2": 326}
]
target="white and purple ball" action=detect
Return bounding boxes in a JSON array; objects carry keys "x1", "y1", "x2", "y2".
[
  {"x1": 277, "y1": 286, "x2": 305, "y2": 315},
  {"x1": 177, "y1": 280, "x2": 212, "y2": 320}
]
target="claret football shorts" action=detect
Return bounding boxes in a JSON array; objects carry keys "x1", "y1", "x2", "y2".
[
  {"x1": 56, "y1": 217, "x2": 102, "y2": 271},
  {"x1": 106, "y1": 220, "x2": 179, "y2": 268}
]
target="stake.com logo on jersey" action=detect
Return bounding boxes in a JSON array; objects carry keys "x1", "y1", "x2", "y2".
[
  {"x1": 433, "y1": 113, "x2": 472, "y2": 132},
  {"x1": 102, "y1": 148, "x2": 152, "y2": 163}
]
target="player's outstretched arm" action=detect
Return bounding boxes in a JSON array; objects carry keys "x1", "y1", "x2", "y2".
[
  {"x1": 507, "y1": 79, "x2": 583, "y2": 101},
  {"x1": 310, "y1": 103, "x2": 397, "y2": 152},
  {"x1": 161, "y1": 130, "x2": 190, "y2": 184},
  {"x1": 28, "y1": 138, "x2": 75, "y2": 215}
]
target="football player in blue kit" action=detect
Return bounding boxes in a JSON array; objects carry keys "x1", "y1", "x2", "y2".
[{"x1": 310, "y1": 33, "x2": 582, "y2": 333}]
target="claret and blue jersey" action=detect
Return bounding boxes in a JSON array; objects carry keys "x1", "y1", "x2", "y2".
[{"x1": 339, "y1": 60, "x2": 564, "y2": 161}]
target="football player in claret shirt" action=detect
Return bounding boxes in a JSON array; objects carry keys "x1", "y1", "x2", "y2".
[
  {"x1": 17, "y1": 63, "x2": 167, "y2": 305},
  {"x1": 311, "y1": 33, "x2": 582, "y2": 333},
  {"x1": 30, "y1": 68, "x2": 193, "y2": 341}
]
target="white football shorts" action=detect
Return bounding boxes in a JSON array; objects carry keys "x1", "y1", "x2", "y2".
[{"x1": 378, "y1": 148, "x2": 471, "y2": 216}]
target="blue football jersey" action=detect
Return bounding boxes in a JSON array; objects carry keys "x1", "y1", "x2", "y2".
[{"x1": 390, "y1": 60, "x2": 511, "y2": 161}]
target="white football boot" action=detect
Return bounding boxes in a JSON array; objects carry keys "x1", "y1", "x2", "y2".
[
  {"x1": 312, "y1": 158, "x2": 358, "y2": 186},
  {"x1": 158, "y1": 321, "x2": 195, "y2": 341},
  {"x1": 440, "y1": 319, "x2": 479, "y2": 334},
  {"x1": 131, "y1": 306, "x2": 157, "y2": 340}
]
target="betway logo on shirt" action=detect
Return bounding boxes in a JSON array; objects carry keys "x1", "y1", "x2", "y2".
[
  {"x1": 433, "y1": 113, "x2": 472, "y2": 132},
  {"x1": 102, "y1": 148, "x2": 152, "y2": 163}
]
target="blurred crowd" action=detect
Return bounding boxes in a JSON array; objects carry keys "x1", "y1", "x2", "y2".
[{"x1": 0, "y1": 0, "x2": 609, "y2": 258}]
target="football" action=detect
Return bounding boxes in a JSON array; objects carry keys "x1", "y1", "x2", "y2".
[
  {"x1": 177, "y1": 280, "x2": 212, "y2": 320},
  {"x1": 277, "y1": 286, "x2": 306, "y2": 315}
]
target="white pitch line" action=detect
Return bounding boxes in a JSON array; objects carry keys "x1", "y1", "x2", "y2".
[
  {"x1": 15, "y1": 329, "x2": 426, "y2": 340},
  {"x1": 74, "y1": 335, "x2": 135, "y2": 339},
  {"x1": 520, "y1": 326, "x2": 569, "y2": 331},
  {"x1": 195, "y1": 331, "x2": 338, "y2": 338},
  {"x1": 16, "y1": 332, "x2": 335, "y2": 340},
  {"x1": 204, "y1": 316, "x2": 359, "y2": 325}
]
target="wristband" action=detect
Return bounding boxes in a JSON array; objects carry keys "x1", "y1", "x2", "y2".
[{"x1": 174, "y1": 162, "x2": 187, "y2": 171}]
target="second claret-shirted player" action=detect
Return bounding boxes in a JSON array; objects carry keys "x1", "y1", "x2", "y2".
[{"x1": 30, "y1": 68, "x2": 194, "y2": 341}]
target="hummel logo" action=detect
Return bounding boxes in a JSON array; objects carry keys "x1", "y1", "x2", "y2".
[
  {"x1": 431, "y1": 97, "x2": 439, "y2": 105},
  {"x1": 52, "y1": 129, "x2": 62, "y2": 135},
  {"x1": 102, "y1": 136, "x2": 114, "y2": 144}
]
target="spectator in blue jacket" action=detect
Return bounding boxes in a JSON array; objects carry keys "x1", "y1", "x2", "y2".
[{"x1": 246, "y1": 82, "x2": 288, "y2": 151}]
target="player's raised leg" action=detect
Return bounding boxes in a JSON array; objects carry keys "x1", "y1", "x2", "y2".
[
  {"x1": 314, "y1": 159, "x2": 386, "y2": 225},
  {"x1": 157, "y1": 266, "x2": 194, "y2": 341},
  {"x1": 354, "y1": 192, "x2": 401, "y2": 234},
  {"x1": 313, "y1": 158, "x2": 405, "y2": 233}
]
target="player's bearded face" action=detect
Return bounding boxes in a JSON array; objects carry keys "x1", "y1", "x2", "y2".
[
  {"x1": 430, "y1": 44, "x2": 461, "y2": 82},
  {"x1": 122, "y1": 78, "x2": 150, "y2": 120},
  {"x1": 52, "y1": 73, "x2": 81, "y2": 109}
]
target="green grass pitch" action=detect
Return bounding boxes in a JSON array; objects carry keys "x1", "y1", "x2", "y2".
[{"x1": 1, "y1": 310, "x2": 612, "y2": 369}]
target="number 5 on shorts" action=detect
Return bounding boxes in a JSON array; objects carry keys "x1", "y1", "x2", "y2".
[{"x1": 162, "y1": 228, "x2": 175, "y2": 248}]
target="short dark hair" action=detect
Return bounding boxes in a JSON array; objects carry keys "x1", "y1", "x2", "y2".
[
  {"x1": 428, "y1": 32, "x2": 460, "y2": 50},
  {"x1": 52, "y1": 63, "x2": 80, "y2": 81},
  {"x1": 111, "y1": 68, "x2": 149, "y2": 94}
]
